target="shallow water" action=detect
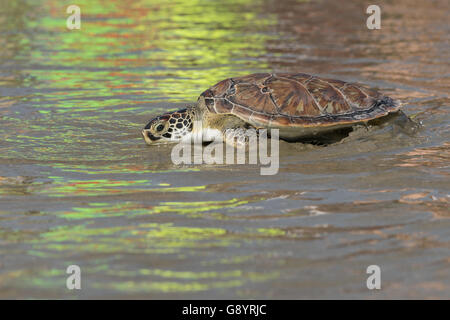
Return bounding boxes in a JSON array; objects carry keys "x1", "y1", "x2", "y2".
[{"x1": 0, "y1": 0, "x2": 449, "y2": 299}]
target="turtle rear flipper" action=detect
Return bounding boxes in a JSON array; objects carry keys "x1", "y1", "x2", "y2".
[{"x1": 390, "y1": 111, "x2": 421, "y2": 136}]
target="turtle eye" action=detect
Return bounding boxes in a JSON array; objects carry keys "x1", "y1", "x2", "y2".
[{"x1": 155, "y1": 124, "x2": 165, "y2": 132}]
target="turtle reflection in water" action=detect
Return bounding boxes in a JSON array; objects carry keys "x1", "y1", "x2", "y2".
[{"x1": 142, "y1": 73, "x2": 418, "y2": 147}]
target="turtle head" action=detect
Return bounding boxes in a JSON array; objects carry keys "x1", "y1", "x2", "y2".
[{"x1": 142, "y1": 108, "x2": 194, "y2": 145}]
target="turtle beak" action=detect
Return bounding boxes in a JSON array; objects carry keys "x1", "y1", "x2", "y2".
[{"x1": 142, "y1": 129, "x2": 161, "y2": 145}]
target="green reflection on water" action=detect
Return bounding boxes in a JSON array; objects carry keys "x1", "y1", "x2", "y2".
[
  {"x1": 93, "y1": 279, "x2": 244, "y2": 293},
  {"x1": 52, "y1": 196, "x2": 265, "y2": 221},
  {"x1": 22, "y1": 264, "x2": 280, "y2": 294},
  {"x1": 253, "y1": 227, "x2": 286, "y2": 237},
  {"x1": 32, "y1": 222, "x2": 233, "y2": 255},
  {"x1": 7, "y1": 0, "x2": 275, "y2": 102},
  {"x1": 61, "y1": 202, "x2": 149, "y2": 219},
  {"x1": 41, "y1": 176, "x2": 152, "y2": 197}
]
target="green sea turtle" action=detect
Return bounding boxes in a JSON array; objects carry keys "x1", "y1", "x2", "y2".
[{"x1": 142, "y1": 73, "x2": 406, "y2": 147}]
